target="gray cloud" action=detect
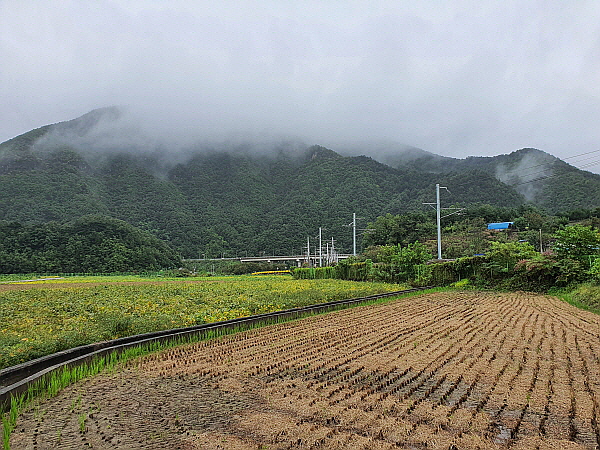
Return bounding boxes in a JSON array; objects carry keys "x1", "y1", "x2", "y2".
[{"x1": 2, "y1": 0, "x2": 600, "y2": 172}]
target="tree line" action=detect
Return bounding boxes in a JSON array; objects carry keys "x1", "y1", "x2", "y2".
[{"x1": 0, "y1": 216, "x2": 181, "y2": 274}]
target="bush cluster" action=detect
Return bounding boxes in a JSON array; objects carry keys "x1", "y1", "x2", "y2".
[
  {"x1": 292, "y1": 242, "x2": 431, "y2": 286},
  {"x1": 430, "y1": 225, "x2": 600, "y2": 291}
]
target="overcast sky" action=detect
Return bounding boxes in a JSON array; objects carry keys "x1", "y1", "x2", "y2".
[{"x1": 1, "y1": 0, "x2": 600, "y2": 170}]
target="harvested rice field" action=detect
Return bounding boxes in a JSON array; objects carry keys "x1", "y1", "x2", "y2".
[{"x1": 10, "y1": 291, "x2": 600, "y2": 449}]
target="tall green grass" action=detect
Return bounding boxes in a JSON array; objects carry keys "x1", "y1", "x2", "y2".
[{"x1": 553, "y1": 283, "x2": 600, "y2": 314}]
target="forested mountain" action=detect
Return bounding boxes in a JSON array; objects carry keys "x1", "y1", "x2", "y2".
[
  {"x1": 382, "y1": 146, "x2": 600, "y2": 206},
  {"x1": 1, "y1": 108, "x2": 599, "y2": 258}
]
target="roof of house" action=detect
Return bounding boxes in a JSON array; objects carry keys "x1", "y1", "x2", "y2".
[{"x1": 487, "y1": 222, "x2": 514, "y2": 230}]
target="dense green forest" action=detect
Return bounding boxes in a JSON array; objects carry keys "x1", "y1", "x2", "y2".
[
  {"x1": 0, "y1": 216, "x2": 180, "y2": 273},
  {"x1": 1, "y1": 108, "x2": 600, "y2": 263}
]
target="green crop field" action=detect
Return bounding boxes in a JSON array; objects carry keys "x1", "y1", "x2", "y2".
[{"x1": 0, "y1": 275, "x2": 406, "y2": 370}]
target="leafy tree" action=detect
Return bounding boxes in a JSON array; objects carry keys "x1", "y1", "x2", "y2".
[
  {"x1": 484, "y1": 241, "x2": 537, "y2": 277},
  {"x1": 372, "y1": 242, "x2": 432, "y2": 283},
  {"x1": 512, "y1": 252, "x2": 584, "y2": 291},
  {"x1": 589, "y1": 258, "x2": 600, "y2": 284},
  {"x1": 363, "y1": 213, "x2": 436, "y2": 247},
  {"x1": 553, "y1": 224, "x2": 600, "y2": 266}
]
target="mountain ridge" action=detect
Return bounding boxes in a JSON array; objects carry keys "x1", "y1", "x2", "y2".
[{"x1": 1, "y1": 109, "x2": 599, "y2": 257}]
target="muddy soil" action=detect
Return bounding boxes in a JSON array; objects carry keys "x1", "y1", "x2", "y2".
[{"x1": 10, "y1": 291, "x2": 600, "y2": 449}]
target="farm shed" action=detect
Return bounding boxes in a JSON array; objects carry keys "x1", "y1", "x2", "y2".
[{"x1": 487, "y1": 221, "x2": 514, "y2": 230}]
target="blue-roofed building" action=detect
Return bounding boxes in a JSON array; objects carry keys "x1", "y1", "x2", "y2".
[{"x1": 487, "y1": 222, "x2": 515, "y2": 230}]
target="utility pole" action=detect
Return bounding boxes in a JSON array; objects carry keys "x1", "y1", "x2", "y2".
[
  {"x1": 424, "y1": 184, "x2": 463, "y2": 260},
  {"x1": 331, "y1": 237, "x2": 336, "y2": 264},
  {"x1": 436, "y1": 184, "x2": 443, "y2": 260},
  {"x1": 307, "y1": 236, "x2": 310, "y2": 267},
  {"x1": 319, "y1": 227, "x2": 323, "y2": 267},
  {"x1": 324, "y1": 237, "x2": 337, "y2": 265},
  {"x1": 424, "y1": 184, "x2": 446, "y2": 259},
  {"x1": 353, "y1": 213, "x2": 357, "y2": 256}
]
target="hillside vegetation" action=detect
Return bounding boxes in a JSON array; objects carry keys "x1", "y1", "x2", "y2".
[
  {"x1": 0, "y1": 216, "x2": 180, "y2": 273},
  {"x1": 1, "y1": 108, "x2": 600, "y2": 260}
]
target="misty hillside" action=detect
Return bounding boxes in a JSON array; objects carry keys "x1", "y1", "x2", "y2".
[
  {"x1": 1, "y1": 108, "x2": 599, "y2": 257},
  {"x1": 384, "y1": 146, "x2": 600, "y2": 205}
]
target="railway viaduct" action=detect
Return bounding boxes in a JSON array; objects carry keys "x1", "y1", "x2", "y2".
[{"x1": 183, "y1": 254, "x2": 353, "y2": 267}]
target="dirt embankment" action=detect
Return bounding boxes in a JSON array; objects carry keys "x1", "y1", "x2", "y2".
[{"x1": 11, "y1": 291, "x2": 600, "y2": 449}]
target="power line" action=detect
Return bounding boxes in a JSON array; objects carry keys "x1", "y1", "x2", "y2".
[
  {"x1": 508, "y1": 159, "x2": 600, "y2": 188},
  {"x1": 509, "y1": 168, "x2": 593, "y2": 187},
  {"x1": 510, "y1": 174, "x2": 559, "y2": 187},
  {"x1": 492, "y1": 150, "x2": 600, "y2": 180},
  {"x1": 563, "y1": 148, "x2": 600, "y2": 161},
  {"x1": 576, "y1": 159, "x2": 600, "y2": 170},
  {"x1": 446, "y1": 151, "x2": 600, "y2": 191},
  {"x1": 568, "y1": 154, "x2": 600, "y2": 165}
]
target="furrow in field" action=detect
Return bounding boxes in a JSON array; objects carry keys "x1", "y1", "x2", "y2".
[{"x1": 10, "y1": 291, "x2": 597, "y2": 450}]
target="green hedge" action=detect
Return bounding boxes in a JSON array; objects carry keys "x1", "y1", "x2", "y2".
[{"x1": 292, "y1": 266, "x2": 342, "y2": 280}]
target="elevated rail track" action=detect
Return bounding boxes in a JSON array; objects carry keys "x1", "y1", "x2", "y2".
[{"x1": 184, "y1": 254, "x2": 353, "y2": 266}]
